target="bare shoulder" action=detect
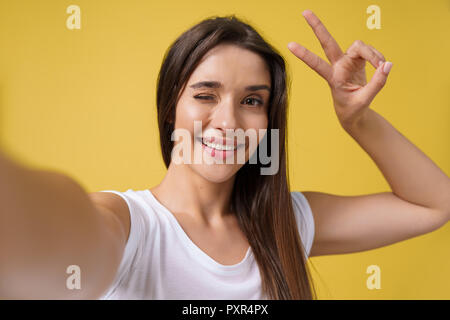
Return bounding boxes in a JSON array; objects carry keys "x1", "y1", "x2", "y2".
[{"x1": 88, "y1": 192, "x2": 131, "y2": 242}]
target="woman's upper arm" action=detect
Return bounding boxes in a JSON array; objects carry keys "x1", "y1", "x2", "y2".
[
  {"x1": 87, "y1": 192, "x2": 131, "y2": 297},
  {"x1": 301, "y1": 191, "x2": 448, "y2": 257},
  {"x1": 88, "y1": 192, "x2": 131, "y2": 247}
]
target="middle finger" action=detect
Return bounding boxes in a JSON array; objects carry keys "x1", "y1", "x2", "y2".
[{"x1": 302, "y1": 10, "x2": 344, "y2": 64}]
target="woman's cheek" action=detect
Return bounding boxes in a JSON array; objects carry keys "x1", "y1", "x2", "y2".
[
  {"x1": 243, "y1": 116, "x2": 269, "y2": 140},
  {"x1": 175, "y1": 102, "x2": 209, "y2": 131}
]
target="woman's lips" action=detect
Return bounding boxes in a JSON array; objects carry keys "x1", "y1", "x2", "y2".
[
  {"x1": 196, "y1": 137, "x2": 244, "y2": 161},
  {"x1": 202, "y1": 136, "x2": 238, "y2": 147}
]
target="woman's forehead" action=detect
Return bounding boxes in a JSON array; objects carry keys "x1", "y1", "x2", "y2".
[{"x1": 189, "y1": 45, "x2": 271, "y2": 88}]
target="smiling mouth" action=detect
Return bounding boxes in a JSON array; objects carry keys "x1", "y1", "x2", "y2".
[
  {"x1": 195, "y1": 137, "x2": 245, "y2": 151},
  {"x1": 202, "y1": 139, "x2": 236, "y2": 151},
  {"x1": 193, "y1": 137, "x2": 246, "y2": 161}
]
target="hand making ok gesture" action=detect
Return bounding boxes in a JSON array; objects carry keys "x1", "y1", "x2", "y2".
[{"x1": 288, "y1": 10, "x2": 393, "y2": 130}]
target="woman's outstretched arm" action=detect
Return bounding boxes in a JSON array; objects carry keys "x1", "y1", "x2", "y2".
[
  {"x1": 0, "y1": 150, "x2": 126, "y2": 298},
  {"x1": 287, "y1": 10, "x2": 449, "y2": 256}
]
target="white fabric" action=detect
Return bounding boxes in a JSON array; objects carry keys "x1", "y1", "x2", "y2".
[{"x1": 98, "y1": 189, "x2": 315, "y2": 300}]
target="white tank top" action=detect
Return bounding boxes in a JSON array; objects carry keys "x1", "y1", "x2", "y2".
[{"x1": 98, "y1": 189, "x2": 315, "y2": 299}]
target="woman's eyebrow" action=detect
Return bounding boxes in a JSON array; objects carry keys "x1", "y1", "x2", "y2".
[
  {"x1": 245, "y1": 84, "x2": 271, "y2": 92},
  {"x1": 189, "y1": 81, "x2": 271, "y2": 92}
]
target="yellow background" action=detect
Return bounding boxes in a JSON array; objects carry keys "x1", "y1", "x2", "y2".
[{"x1": 0, "y1": 0, "x2": 449, "y2": 299}]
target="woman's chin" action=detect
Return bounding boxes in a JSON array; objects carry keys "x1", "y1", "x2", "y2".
[{"x1": 190, "y1": 163, "x2": 242, "y2": 184}]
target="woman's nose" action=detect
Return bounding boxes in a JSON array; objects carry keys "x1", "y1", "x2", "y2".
[{"x1": 209, "y1": 96, "x2": 239, "y2": 132}]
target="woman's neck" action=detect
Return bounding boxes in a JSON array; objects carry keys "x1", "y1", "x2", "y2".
[{"x1": 150, "y1": 162, "x2": 236, "y2": 225}]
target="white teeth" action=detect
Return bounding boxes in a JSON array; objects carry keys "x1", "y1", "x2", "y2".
[{"x1": 202, "y1": 139, "x2": 236, "y2": 151}]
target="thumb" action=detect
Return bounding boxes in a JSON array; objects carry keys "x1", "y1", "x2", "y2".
[{"x1": 360, "y1": 61, "x2": 392, "y2": 103}]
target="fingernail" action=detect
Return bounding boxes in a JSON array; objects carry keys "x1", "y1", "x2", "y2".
[{"x1": 383, "y1": 61, "x2": 393, "y2": 75}]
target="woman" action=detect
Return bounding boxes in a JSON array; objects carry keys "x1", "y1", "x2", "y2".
[{"x1": 0, "y1": 10, "x2": 448, "y2": 300}]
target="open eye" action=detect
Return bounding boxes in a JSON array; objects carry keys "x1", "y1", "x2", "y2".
[{"x1": 242, "y1": 97, "x2": 264, "y2": 106}]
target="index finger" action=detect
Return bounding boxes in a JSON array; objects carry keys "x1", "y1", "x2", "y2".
[{"x1": 302, "y1": 10, "x2": 343, "y2": 64}]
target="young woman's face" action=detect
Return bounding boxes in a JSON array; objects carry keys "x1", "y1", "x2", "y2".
[{"x1": 173, "y1": 43, "x2": 271, "y2": 183}]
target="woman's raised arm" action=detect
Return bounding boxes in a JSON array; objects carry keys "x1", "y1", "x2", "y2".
[{"x1": 288, "y1": 10, "x2": 450, "y2": 256}]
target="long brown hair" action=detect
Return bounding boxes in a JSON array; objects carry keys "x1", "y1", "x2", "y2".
[{"x1": 156, "y1": 14, "x2": 316, "y2": 299}]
